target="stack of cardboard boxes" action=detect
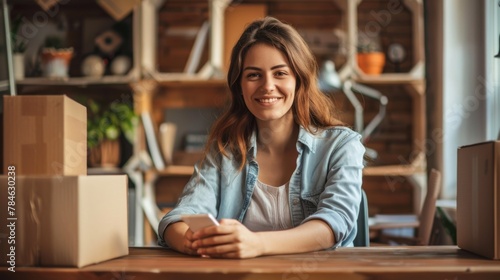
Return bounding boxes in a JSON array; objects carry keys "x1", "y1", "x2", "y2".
[{"x1": 0, "y1": 95, "x2": 128, "y2": 267}]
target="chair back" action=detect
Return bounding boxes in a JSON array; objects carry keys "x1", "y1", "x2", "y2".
[
  {"x1": 418, "y1": 169, "x2": 442, "y2": 245},
  {"x1": 353, "y1": 189, "x2": 370, "y2": 247}
]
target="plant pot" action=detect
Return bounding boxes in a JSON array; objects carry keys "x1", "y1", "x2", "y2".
[
  {"x1": 40, "y1": 47, "x2": 74, "y2": 78},
  {"x1": 13, "y1": 53, "x2": 25, "y2": 80},
  {"x1": 89, "y1": 140, "x2": 121, "y2": 168},
  {"x1": 357, "y1": 52, "x2": 385, "y2": 75}
]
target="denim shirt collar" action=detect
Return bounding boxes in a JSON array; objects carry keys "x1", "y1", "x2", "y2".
[{"x1": 247, "y1": 125, "x2": 317, "y2": 160}]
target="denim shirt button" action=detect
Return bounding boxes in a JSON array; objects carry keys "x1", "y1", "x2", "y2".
[{"x1": 292, "y1": 198, "x2": 300, "y2": 205}]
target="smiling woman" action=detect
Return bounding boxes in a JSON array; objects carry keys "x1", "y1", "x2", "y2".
[{"x1": 158, "y1": 16, "x2": 365, "y2": 259}]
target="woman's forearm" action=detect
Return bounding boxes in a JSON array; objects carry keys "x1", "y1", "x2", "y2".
[
  {"x1": 257, "y1": 219, "x2": 335, "y2": 255},
  {"x1": 164, "y1": 222, "x2": 190, "y2": 253}
]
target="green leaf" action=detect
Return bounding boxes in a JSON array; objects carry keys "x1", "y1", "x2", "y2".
[
  {"x1": 85, "y1": 98, "x2": 136, "y2": 148},
  {"x1": 88, "y1": 99, "x2": 100, "y2": 115},
  {"x1": 105, "y1": 126, "x2": 120, "y2": 140}
]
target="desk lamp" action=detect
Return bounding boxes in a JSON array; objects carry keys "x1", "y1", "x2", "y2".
[{"x1": 318, "y1": 60, "x2": 388, "y2": 160}]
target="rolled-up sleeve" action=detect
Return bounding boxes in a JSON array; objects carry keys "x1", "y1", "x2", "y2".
[
  {"x1": 302, "y1": 132, "x2": 365, "y2": 248},
  {"x1": 157, "y1": 152, "x2": 221, "y2": 247}
]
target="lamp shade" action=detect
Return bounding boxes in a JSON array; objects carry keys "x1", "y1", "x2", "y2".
[{"x1": 318, "y1": 60, "x2": 341, "y2": 92}]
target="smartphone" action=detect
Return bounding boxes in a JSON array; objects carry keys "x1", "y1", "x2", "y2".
[{"x1": 181, "y1": 213, "x2": 219, "y2": 232}]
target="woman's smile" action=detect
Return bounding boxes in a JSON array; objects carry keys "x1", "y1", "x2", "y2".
[{"x1": 255, "y1": 97, "x2": 283, "y2": 105}]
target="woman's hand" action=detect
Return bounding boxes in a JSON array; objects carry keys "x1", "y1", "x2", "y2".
[
  {"x1": 181, "y1": 228, "x2": 201, "y2": 256},
  {"x1": 168, "y1": 219, "x2": 335, "y2": 258},
  {"x1": 190, "y1": 219, "x2": 265, "y2": 259},
  {"x1": 164, "y1": 222, "x2": 199, "y2": 256}
]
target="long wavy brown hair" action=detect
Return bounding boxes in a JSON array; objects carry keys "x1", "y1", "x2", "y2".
[{"x1": 206, "y1": 16, "x2": 343, "y2": 170}]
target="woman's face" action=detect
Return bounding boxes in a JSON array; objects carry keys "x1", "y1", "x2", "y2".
[{"x1": 240, "y1": 43, "x2": 296, "y2": 123}]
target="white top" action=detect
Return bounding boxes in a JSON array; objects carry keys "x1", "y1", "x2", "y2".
[{"x1": 242, "y1": 180, "x2": 293, "y2": 231}]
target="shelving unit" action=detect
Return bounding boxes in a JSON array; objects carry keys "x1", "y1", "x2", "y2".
[
  {"x1": 349, "y1": 0, "x2": 427, "y2": 214},
  {"x1": 9, "y1": 0, "x2": 141, "y2": 87}
]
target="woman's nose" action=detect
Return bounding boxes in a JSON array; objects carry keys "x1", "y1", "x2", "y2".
[{"x1": 261, "y1": 74, "x2": 275, "y2": 92}]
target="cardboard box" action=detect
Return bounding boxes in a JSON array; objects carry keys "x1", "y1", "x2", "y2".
[
  {"x1": 0, "y1": 175, "x2": 129, "y2": 267},
  {"x1": 457, "y1": 141, "x2": 500, "y2": 260},
  {"x1": 3, "y1": 95, "x2": 87, "y2": 175}
]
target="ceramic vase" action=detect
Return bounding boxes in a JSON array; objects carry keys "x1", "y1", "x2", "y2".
[{"x1": 13, "y1": 53, "x2": 25, "y2": 80}]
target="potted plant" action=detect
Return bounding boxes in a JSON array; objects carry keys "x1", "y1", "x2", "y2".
[
  {"x1": 356, "y1": 33, "x2": 385, "y2": 75},
  {"x1": 10, "y1": 16, "x2": 27, "y2": 80},
  {"x1": 40, "y1": 35, "x2": 74, "y2": 78},
  {"x1": 87, "y1": 99, "x2": 138, "y2": 168}
]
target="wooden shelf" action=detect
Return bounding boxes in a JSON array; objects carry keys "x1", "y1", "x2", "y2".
[
  {"x1": 152, "y1": 164, "x2": 424, "y2": 178},
  {"x1": 157, "y1": 79, "x2": 226, "y2": 87},
  {"x1": 16, "y1": 76, "x2": 138, "y2": 87},
  {"x1": 364, "y1": 151, "x2": 426, "y2": 177},
  {"x1": 149, "y1": 165, "x2": 194, "y2": 177},
  {"x1": 140, "y1": 151, "x2": 428, "y2": 177},
  {"x1": 88, "y1": 167, "x2": 126, "y2": 175},
  {"x1": 159, "y1": 165, "x2": 194, "y2": 176},
  {"x1": 363, "y1": 164, "x2": 424, "y2": 177},
  {"x1": 352, "y1": 74, "x2": 424, "y2": 85}
]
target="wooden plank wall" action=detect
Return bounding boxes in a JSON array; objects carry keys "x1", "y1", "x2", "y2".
[{"x1": 157, "y1": 0, "x2": 416, "y2": 215}]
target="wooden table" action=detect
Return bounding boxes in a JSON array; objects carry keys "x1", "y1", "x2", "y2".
[{"x1": 2, "y1": 246, "x2": 500, "y2": 280}]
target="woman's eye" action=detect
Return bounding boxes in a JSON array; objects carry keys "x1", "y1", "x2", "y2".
[
  {"x1": 246, "y1": 73, "x2": 260, "y2": 79},
  {"x1": 275, "y1": 71, "x2": 287, "y2": 77}
]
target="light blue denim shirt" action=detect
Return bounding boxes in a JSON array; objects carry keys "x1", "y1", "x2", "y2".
[{"x1": 158, "y1": 126, "x2": 365, "y2": 248}]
